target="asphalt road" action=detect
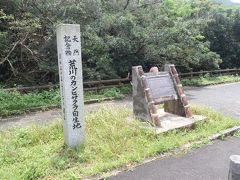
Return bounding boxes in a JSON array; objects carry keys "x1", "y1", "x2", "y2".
[
  {"x1": 110, "y1": 83, "x2": 240, "y2": 180},
  {"x1": 186, "y1": 83, "x2": 240, "y2": 118},
  {"x1": 110, "y1": 137, "x2": 240, "y2": 180}
]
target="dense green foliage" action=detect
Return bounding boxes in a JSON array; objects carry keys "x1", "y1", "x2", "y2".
[
  {"x1": 1, "y1": 106, "x2": 240, "y2": 179},
  {"x1": 0, "y1": 0, "x2": 240, "y2": 85}
]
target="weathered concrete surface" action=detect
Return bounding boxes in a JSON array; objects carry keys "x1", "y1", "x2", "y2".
[
  {"x1": 156, "y1": 109, "x2": 205, "y2": 134},
  {"x1": 229, "y1": 155, "x2": 240, "y2": 180},
  {"x1": 57, "y1": 24, "x2": 85, "y2": 147},
  {"x1": 132, "y1": 66, "x2": 150, "y2": 121},
  {"x1": 110, "y1": 137, "x2": 240, "y2": 180}
]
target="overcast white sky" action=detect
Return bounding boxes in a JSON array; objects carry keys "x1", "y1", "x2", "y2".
[{"x1": 230, "y1": 0, "x2": 240, "y2": 3}]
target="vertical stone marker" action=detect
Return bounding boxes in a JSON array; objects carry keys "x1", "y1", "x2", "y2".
[{"x1": 57, "y1": 24, "x2": 85, "y2": 148}]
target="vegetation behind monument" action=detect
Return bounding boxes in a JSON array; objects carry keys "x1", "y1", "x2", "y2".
[{"x1": 0, "y1": 0, "x2": 240, "y2": 85}]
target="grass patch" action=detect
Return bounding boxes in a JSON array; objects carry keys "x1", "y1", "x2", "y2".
[
  {"x1": 0, "y1": 89, "x2": 60, "y2": 117},
  {"x1": 0, "y1": 106, "x2": 240, "y2": 179},
  {"x1": 181, "y1": 74, "x2": 240, "y2": 86},
  {"x1": 84, "y1": 86, "x2": 131, "y2": 101},
  {"x1": 0, "y1": 86, "x2": 131, "y2": 117}
]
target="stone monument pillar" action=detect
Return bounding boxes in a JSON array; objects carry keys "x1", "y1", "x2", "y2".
[
  {"x1": 132, "y1": 66, "x2": 151, "y2": 121},
  {"x1": 57, "y1": 24, "x2": 85, "y2": 148}
]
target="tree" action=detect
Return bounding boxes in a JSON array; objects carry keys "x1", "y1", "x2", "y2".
[
  {"x1": 0, "y1": 0, "x2": 235, "y2": 85},
  {"x1": 204, "y1": 10, "x2": 240, "y2": 68}
]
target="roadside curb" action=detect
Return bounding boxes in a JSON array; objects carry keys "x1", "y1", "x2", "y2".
[{"x1": 209, "y1": 126, "x2": 240, "y2": 141}]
